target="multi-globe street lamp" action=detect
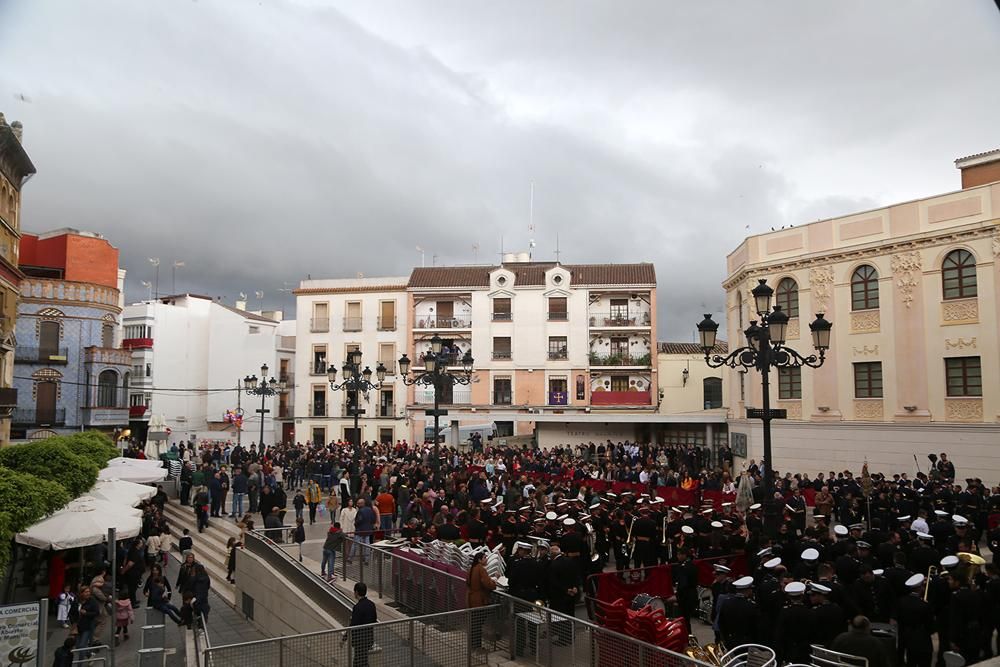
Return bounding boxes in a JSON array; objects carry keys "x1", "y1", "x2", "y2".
[
  {"x1": 696, "y1": 278, "x2": 832, "y2": 535},
  {"x1": 398, "y1": 335, "x2": 474, "y2": 454},
  {"x1": 326, "y1": 349, "x2": 386, "y2": 455},
  {"x1": 243, "y1": 364, "x2": 286, "y2": 448}
]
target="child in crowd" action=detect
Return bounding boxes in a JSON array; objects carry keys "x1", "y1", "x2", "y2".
[
  {"x1": 115, "y1": 589, "x2": 134, "y2": 642},
  {"x1": 56, "y1": 584, "x2": 75, "y2": 628},
  {"x1": 293, "y1": 517, "x2": 306, "y2": 562}
]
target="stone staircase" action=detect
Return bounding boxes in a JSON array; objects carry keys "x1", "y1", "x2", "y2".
[{"x1": 161, "y1": 499, "x2": 238, "y2": 609}]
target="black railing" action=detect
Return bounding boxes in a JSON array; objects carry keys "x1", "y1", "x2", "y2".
[
  {"x1": 548, "y1": 349, "x2": 568, "y2": 360},
  {"x1": 493, "y1": 392, "x2": 512, "y2": 405},
  {"x1": 15, "y1": 347, "x2": 70, "y2": 364},
  {"x1": 492, "y1": 311, "x2": 512, "y2": 321},
  {"x1": 310, "y1": 317, "x2": 330, "y2": 332},
  {"x1": 12, "y1": 408, "x2": 66, "y2": 426},
  {"x1": 492, "y1": 350, "x2": 512, "y2": 360}
]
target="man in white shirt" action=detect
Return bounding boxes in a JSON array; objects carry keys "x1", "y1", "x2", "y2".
[{"x1": 910, "y1": 510, "x2": 929, "y2": 535}]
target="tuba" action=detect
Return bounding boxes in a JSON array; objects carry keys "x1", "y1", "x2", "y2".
[{"x1": 685, "y1": 635, "x2": 725, "y2": 666}]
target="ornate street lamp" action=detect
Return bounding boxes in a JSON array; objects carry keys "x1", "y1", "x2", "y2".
[
  {"x1": 696, "y1": 279, "x2": 832, "y2": 535},
  {"x1": 243, "y1": 363, "x2": 286, "y2": 448},
  {"x1": 398, "y1": 334, "x2": 474, "y2": 454},
  {"x1": 327, "y1": 351, "x2": 386, "y2": 455}
]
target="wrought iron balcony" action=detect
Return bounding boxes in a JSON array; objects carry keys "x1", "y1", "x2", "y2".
[
  {"x1": 12, "y1": 408, "x2": 66, "y2": 426},
  {"x1": 15, "y1": 347, "x2": 69, "y2": 364},
  {"x1": 310, "y1": 317, "x2": 330, "y2": 333}
]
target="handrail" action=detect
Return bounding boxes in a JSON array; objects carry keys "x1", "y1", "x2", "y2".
[{"x1": 244, "y1": 529, "x2": 355, "y2": 624}]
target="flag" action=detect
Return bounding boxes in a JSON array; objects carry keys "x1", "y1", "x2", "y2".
[{"x1": 861, "y1": 459, "x2": 873, "y2": 498}]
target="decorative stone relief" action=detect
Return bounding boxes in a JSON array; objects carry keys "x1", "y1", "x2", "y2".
[
  {"x1": 945, "y1": 337, "x2": 977, "y2": 350},
  {"x1": 993, "y1": 227, "x2": 1000, "y2": 257},
  {"x1": 809, "y1": 266, "x2": 834, "y2": 313},
  {"x1": 776, "y1": 400, "x2": 803, "y2": 420},
  {"x1": 941, "y1": 298, "x2": 978, "y2": 324},
  {"x1": 850, "y1": 310, "x2": 880, "y2": 333},
  {"x1": 890, "y1": 251, "x2": 922, "y2": 308},
  {"x1": 853, "y1": 399, "x2": 884, "y2": 421},
  {"x1": 945, "y1": 398, "x2": 983, "y2": 422},
  {"x1": 787, "y1": 318, "x2": 800, "y2": 340},
  {"x1": 852, "y1": 345, "x2": 879, "y2": 357}
]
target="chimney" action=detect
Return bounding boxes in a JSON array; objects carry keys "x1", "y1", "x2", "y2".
[
  {"x1": 235, "y1": 299, "x2": 247, "y2": 311},
  {"x1": 955, "y1": 149, "x2": 1000, "y2": 189},
  {"x1": 10, "y1": 121, "x2": 22, "y2": 142}
]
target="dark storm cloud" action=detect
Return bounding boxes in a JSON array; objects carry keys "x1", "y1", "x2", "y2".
[{"x1": 0, "y1": 1, "x2": 997, "y2": 339}]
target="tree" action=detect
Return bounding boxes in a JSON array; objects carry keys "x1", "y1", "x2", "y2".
[
  {"x1": 0, "y1": 441, "x2": 99, "y2": 497},
  {"x1": 51, "y1": 432, "x2": 118, "y2": 469},
  {"x1": 0, "y1": 467, "x2": 71, "y2": 533}
]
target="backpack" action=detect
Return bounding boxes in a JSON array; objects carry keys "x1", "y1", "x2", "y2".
[{"x1": 68, "y1": 599, "x2": 80, "y2": 624}]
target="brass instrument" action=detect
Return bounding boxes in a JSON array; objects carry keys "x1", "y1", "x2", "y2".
[
  {"x1": 661, "y1": 516, "x2": 669, "y2": 546},
  {"x1": 923, "y1": 565, "x2": 938, "y2": 602},
  {"x1": 685, "y1": 635, "x2": 725, "y2": 666},
  {"x1": 625, "y1": 515, "x2": 637, "y2": 561},
  {"x1": 956, "y1": 552, "x2": 986, "y2": 586}
]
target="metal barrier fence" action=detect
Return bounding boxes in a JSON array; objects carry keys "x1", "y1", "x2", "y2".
[
  {"x1": 341, "y1": 537, "x2": 713, "y2": 667},
  {"x1": 204, "y1": 606, "x2": 501, "y2": 667}
]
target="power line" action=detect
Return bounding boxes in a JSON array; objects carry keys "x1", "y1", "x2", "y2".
[{"x1": 12, "y1": 375, "x2": 265, "y2": 395}]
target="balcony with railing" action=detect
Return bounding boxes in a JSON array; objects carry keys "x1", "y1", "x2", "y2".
[
  {"x1": 309, "y1": 402, "x2": 328, "y2": 417},
  {"x1": 377, "y1": 403, "x2": 396, "y2": 418},
  {"x1": 12, "y1": 408, "x2": 66, "y2": 426},
  {"x1": 591, "y1": 390, "x2": 652, "y2": 406},
  {"x1": 82, "y1": 405, "x2": 129, "y2": 426},
  {"x1": 492, "y1": 350, "x2": 512, "y2": 361},
  {"x1": 343, "y1": 316, "x2": 363, "y2": 332},
  {"x1": 15, "y1": 347, "x2": 70, "y2": 364},
  {"x1": 547, "y1": 391, "x2": 569, "y2": 406},
  {"x1": 413, "y1": 317, "x2": 471, "y2": 330},
  {"x1": 588, "y1": 311, "x2": 652, "y2": 328},
  {"x1": 310, "y1": 362, "x2": 327, "y2": 376},
  {"x1": 277, "y1": 404, "x2": 294, "y2": 419},
  {"x1": 491, "y1": 311, "x2": 512, "y2": 322},
  {"x1": 310, "y1": 317, "x2": 330, "y2": 333},
  {"x1": 122, "y1": 337, "x2": 153, "y2": 350},
  {"x1": 589, "y1": 352, "x2": 652, "y2": 367},
  {"x1": 129, "y1": 405, "x2": 149, "y2": 418},
  {"x1": 547, "y1": 349, "x2": 568, "y2": 361},
  {"x1": 413, "y1": 387, "x2": 472, "y2": 405},
  {"x1": 279, "y1": 372, "x2": 294, "y2": 386},
  {"x1": 83, "y1": 347, "x2": 132, "y2": 366},
  {"x1": 377, "y1": 316, "x2": 396, "y2": 331},
  {"x1": 492, "y1": 391, "x2": 512, "y2": 406}
]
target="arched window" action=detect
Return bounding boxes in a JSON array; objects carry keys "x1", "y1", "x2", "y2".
[
  {"x1": 98, "y1": 370, "x2": 118, "y2": 407},
  {"x1": 703, "y1": 377, "x2": 723, "y2": 409},
  {"x1": 942, "y1": 249, "x2": 977, "y2": 300},
  {"x1": 851, "y1": 265, "x2": 879, "y2": 310},
  {"x1": 775, "y1": 278, "x2": 799, "y2": 318}
]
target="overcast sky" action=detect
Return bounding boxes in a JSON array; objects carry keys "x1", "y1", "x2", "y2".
[{"x1": 1, "y1": 1, "x2": 997, "y2": 340}]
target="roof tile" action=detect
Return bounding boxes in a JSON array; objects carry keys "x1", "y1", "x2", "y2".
[{"x1": 407, "y1": 262, "x2": 656, "y2": 289}]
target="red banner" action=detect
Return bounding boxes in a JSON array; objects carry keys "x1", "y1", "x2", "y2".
[{"x1": 593, "y1": 567, "x2": 674, "y2": 607}]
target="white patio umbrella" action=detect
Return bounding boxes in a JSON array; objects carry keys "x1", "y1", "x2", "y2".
[
  {"x1": 107, "y1": 456, "x2": 165, "y2": 467},
  {"x1": 99, "y1": 465, "x2": 167, "y2": 484},
  {"x1": 88, "y1": 479, "x2": 157, "y2": 506},
  {"x1": 15, "y1": 497, "x2": 142, "y2": 550}
]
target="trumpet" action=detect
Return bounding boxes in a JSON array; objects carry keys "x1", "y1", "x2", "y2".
[{"x1": 923, "y1": 565, "x2": 938, "y2": 602}]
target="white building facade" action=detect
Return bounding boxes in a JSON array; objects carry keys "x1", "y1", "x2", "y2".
[
  {"x1": 124, "y1": 294, "x2": 293, "y2": 445},
  {"x1": 292, "y1": 277, "x2": 410, "y2": 446}
]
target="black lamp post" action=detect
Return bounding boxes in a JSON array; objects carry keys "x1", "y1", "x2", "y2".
[
  {"x1": 696, "y1": 278, "x2": 832, "y2": 535},
  {"x1": 398, "y1": 334, "x2": 474, "y2": 455},
  {"x1": 326, "y1": 349, "x2": 387, "y2": 455},
  {"x1": 243, "y1": 364, "x2": 285, "y2": 448}
]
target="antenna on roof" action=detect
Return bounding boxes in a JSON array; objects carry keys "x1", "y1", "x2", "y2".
[
  {"x1": 555, "y1": 232, "x2": 561, "y2": 263},
  {"x1": 416, "y1": 246, "x2": 425, "y2": 268},
  {"x1": 472, "y1": 243, "x2": 479, "y2": 262},
  {"x1": 528, "y1": 182, "x2": 535, "y2": 260}
]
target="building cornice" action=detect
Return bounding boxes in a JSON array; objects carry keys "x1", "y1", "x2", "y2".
[
  {"x1": 293, "y1": 285, "x2": 408, "y2": 296},
  {"x1": 20, "y1": 278, "x2": 123, "y2": 315},
  {"x1": 723, "y1": 222, "x2": 998, "y2": 290}
]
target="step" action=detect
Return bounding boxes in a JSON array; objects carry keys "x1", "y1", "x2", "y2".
[{"x1": 161, "y1": 506, "x2": 233, "y2": 573}]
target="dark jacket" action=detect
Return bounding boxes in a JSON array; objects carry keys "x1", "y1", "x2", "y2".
[
  {"x1": 232, "y1": 473, "x2": 248, "y2": 494},
  {"x1": 349, "y1": 596, "x2": 378, "y2": 648},
  {"x1": 323, "y1": 529, "x2": 345, "y2": 552},
  {"x1": 830, "y1": 628, "x2": 891, "y2": 667}
]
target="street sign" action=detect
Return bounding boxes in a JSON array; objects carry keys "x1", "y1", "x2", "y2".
[
  {"x1": 425, "y1": 409, "x2": 448, "y2": 416},
  {"x1": 347, "y1": 408, "x2": 366, "y2": 416},
  {"x1": 746, "y1": 408, "x2": 787, "y2": 420}
]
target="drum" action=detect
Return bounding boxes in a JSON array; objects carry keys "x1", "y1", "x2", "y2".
[{"x1": 630, "y1": 593, "x2": 666, "y2": 614}]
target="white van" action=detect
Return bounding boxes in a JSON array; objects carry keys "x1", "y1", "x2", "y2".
[{"x1": 436, "y1": 422, "x2": 497, "y2": 446}]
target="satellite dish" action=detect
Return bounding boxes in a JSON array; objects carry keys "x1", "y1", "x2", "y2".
[{"x1": 239, "y1": 292, "x2": 247, "y2": 300}]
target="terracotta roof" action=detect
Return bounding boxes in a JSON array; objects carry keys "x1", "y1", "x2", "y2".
[
  {"x1": 658, "y1": 341, "x2": 728, "y2": 355},
  {"x1": 407, "y1": 262, "x2": 656, "y2": 289},
  {"x1": 955, "y1": 148, "x2": 1000, "y2": 165}
]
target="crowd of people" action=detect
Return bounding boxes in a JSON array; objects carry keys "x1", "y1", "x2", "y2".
[
  {"x1": 164, "y1": 436, "x2": 999, "y2": 666},
  {"x1": 50, "y1": 470, "x2": 214, "y2": 663}
]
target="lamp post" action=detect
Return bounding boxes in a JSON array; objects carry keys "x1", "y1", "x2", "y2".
[
  {"x1": 243, "y1": 364, "x2": 285, "y2": 448},
  {"x1": 696, "y1": 278, "x2": 833, "y2": 535},
  {"x1": 326, "y1": 349, "x2": 386, "y2": 455},
  {"x1": 398, "y1": 334, "x2": 474, "y2": 455}
]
